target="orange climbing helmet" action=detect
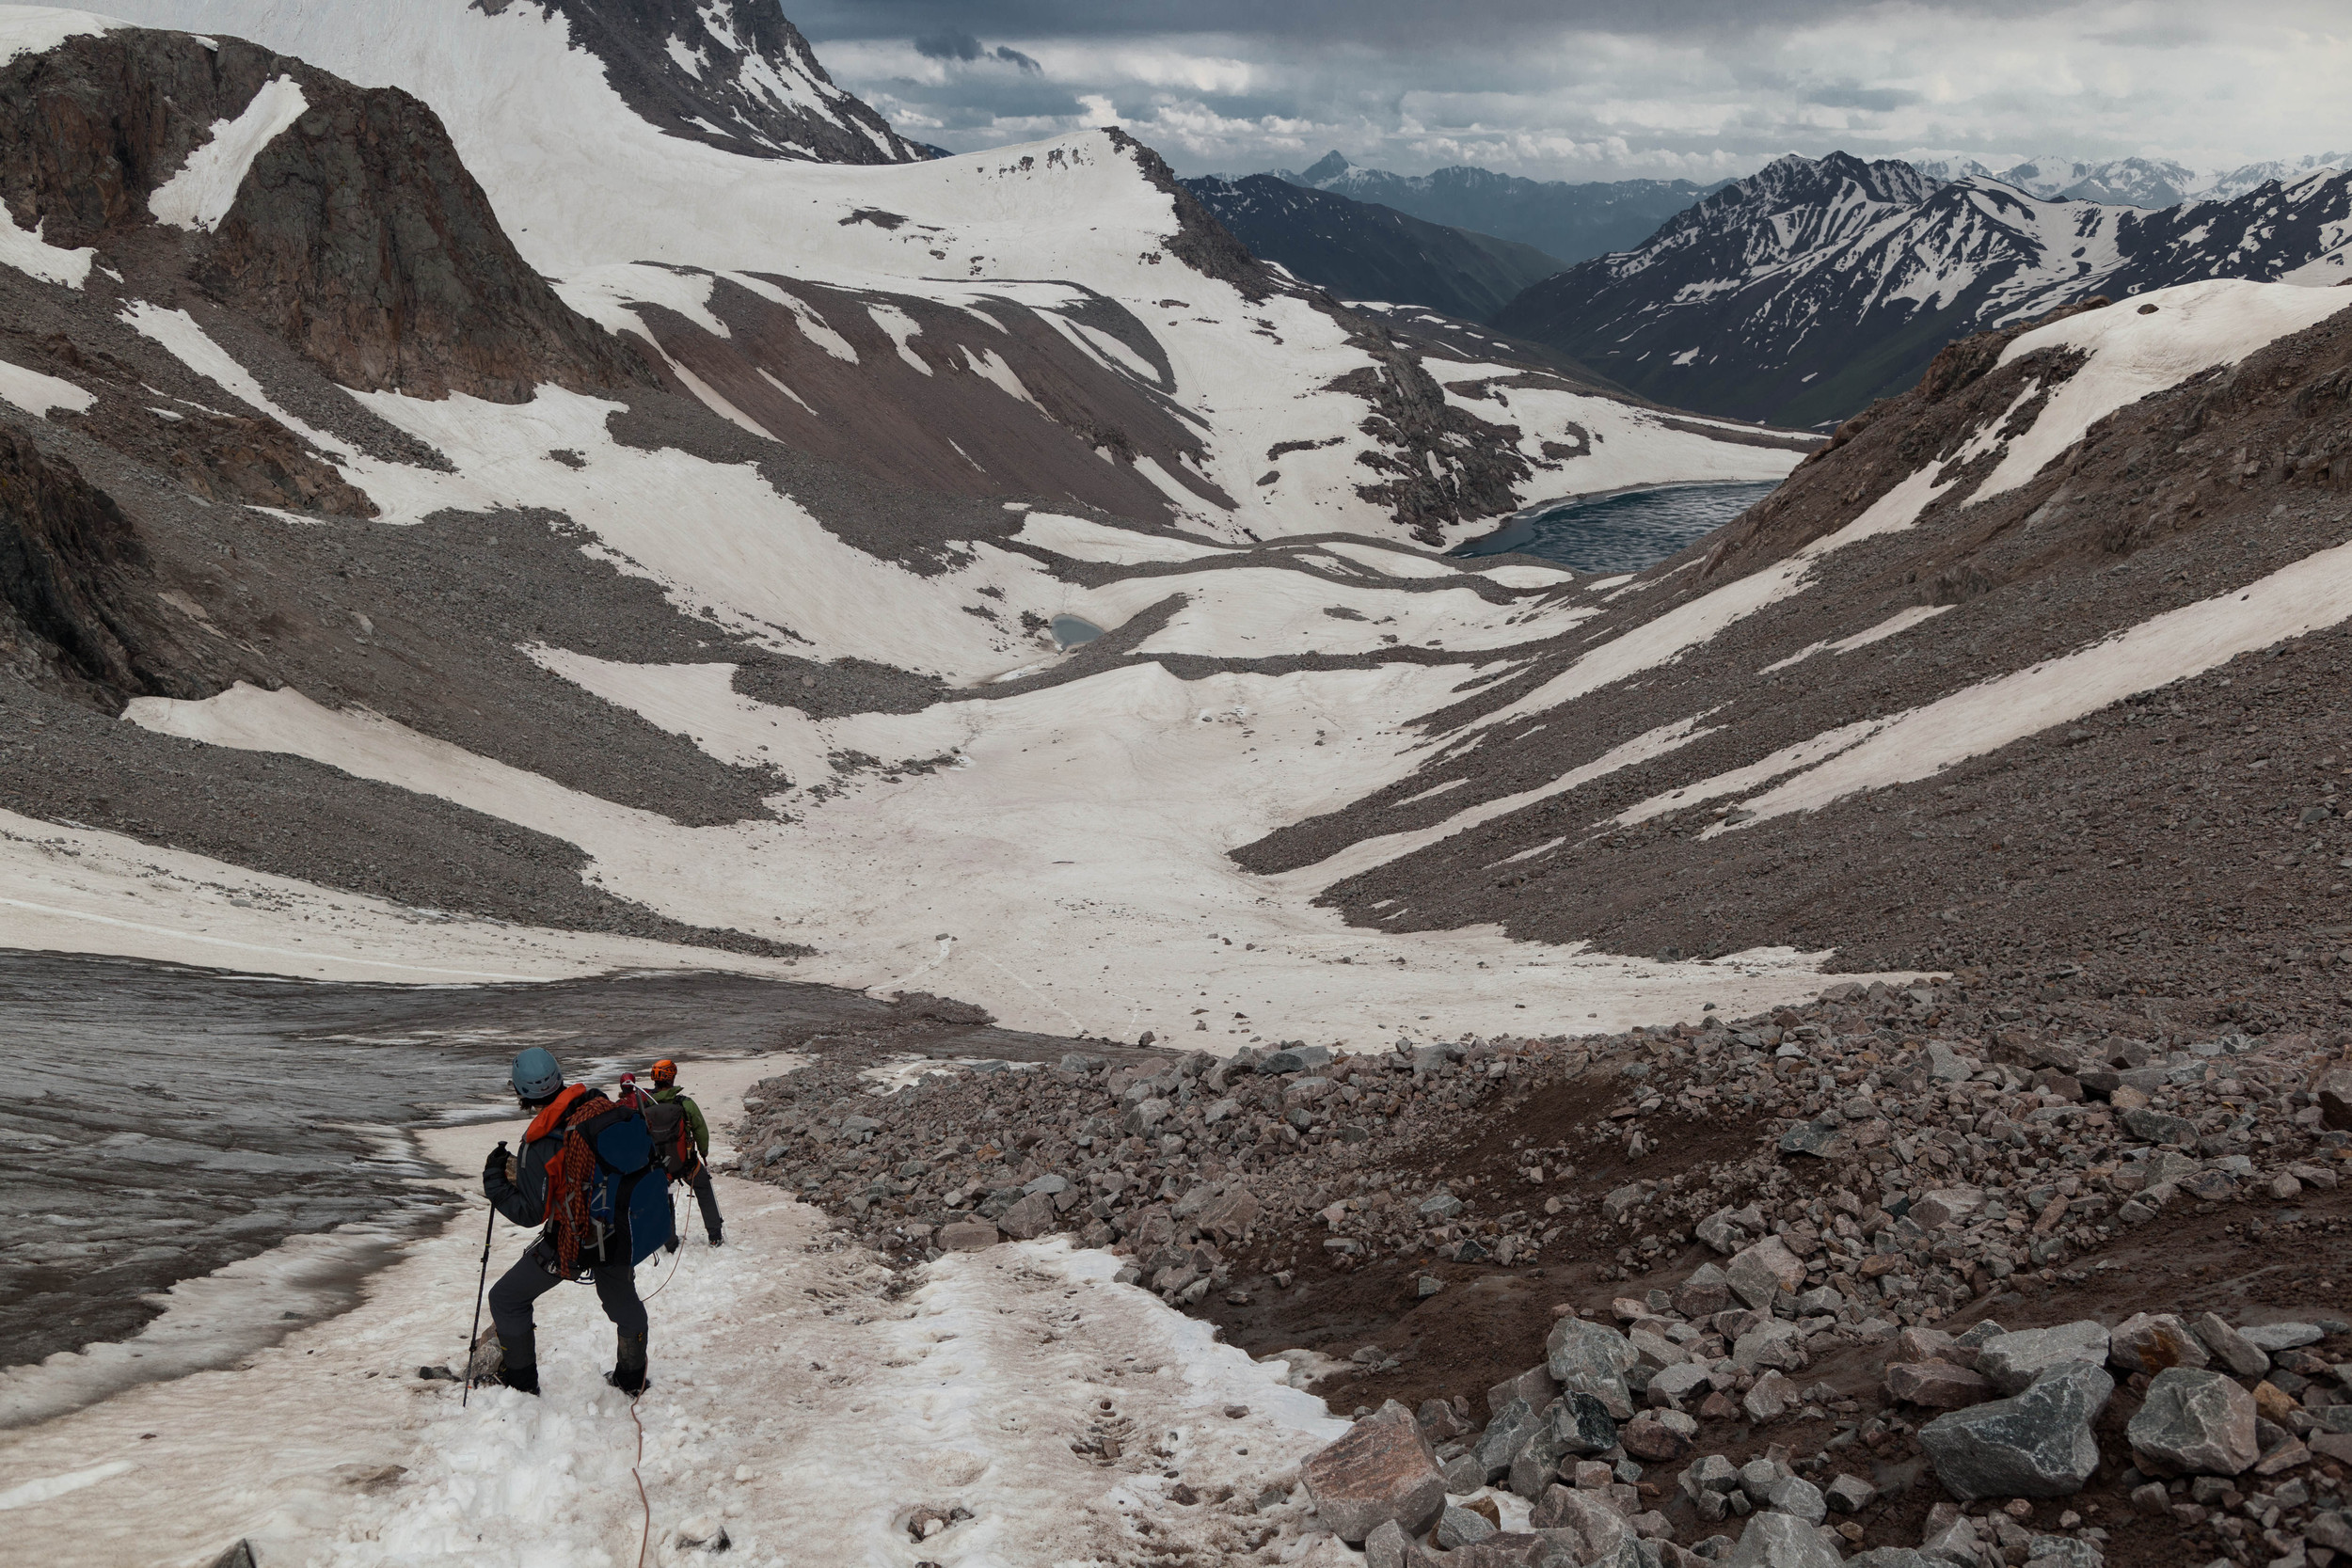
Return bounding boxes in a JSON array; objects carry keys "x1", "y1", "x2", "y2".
[{"x1": 650, "y1": 1058, "x2": 677, "y2": 1085}]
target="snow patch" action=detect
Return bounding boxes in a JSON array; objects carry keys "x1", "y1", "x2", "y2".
[
  {"x1": 0, "y1": 206, "x2": 95, "y2": 288},
  {"x1": 148, "y1": 75, "x2": 309, "y2": 233},
  {"x1": 1758, "y1": 603, "x2": 1953, "y2": 673},
  {"x1": 866, "y1": 300, "x2": 930, "y2": 374},
  {"x1": 0, "y1": 355, "x2": 93, "y2": 417}
]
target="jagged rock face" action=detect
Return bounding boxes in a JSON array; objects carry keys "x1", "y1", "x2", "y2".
[
  {"x1": 1496, "y1": 149, "x2": 2352, "y2": 427},
  {"x1": 0, "y1": 427, "x2": 168, "y2": 700},
  {"x1": 499, "y1": 0, "x2": 929, "y2": 165},
  {"x1": 0, "y1": 28, "x2": 648, "y2": 402},
  {"x1": 1330, "y1": 337, "x2": 1532, "y2": 546}
]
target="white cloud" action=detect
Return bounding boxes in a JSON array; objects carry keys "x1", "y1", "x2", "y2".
[{"x1": 806, "y1": 1, "x2": 2352, "y2": 182}]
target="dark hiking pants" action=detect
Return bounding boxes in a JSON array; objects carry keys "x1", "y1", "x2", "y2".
[
  {"x1": 487, "y1": 1244, "x2": 647, "y2": 1371},
  {"x1": 689, "y1": 1166, "x2": 723, "y2": 1241}
]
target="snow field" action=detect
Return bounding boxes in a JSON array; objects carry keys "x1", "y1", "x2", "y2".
[
  {"x1": 0, "y1": 1052, "x2": 1349, "y2": 1568},
  {"x1": 0, "y1": 806, "x2": 802, "y2": 985},
  {"x1": 123, "y1": 653, "x2": 1874, "y2": 1046},
  {"x1": 84, "y1": 295, "x2": 1878, "y2": 1037}
]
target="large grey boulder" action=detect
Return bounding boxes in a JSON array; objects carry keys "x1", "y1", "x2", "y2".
[
  {"x1": 2126, "y1": 1367, "x2": 2260, "y2": 1477},
  {"x1": 1976, "y1": 1322, "x2": 2111, "y2": 1395},
  {"x1": 1845, "y1": 1553, "x2": 1937, "y2": 1568},
  {"x1": 1727, "y1": 1511, "x2": 1844, "y2": 1568},
  {"x1": 2239, "y1": 1322, "x2": 2324, "y2": 1353},
  {"x1": 1916, "y1": 1361, "x2": 2113, "y2": 1498},
  {"x1": 1301, "y1": 1400, "x2": 1447, "y2": 1544},
  {"x1": 996, "y1": 1191, "x2": 1059, "y2": 1239},
  {"x1": 1546, "y1": 1317, "x2": 1639, "y2": 1418}
]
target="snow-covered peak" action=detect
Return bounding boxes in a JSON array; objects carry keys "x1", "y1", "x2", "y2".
[
  {"x1": 524, "y1": 0, "x2": 929, "y2": 164},
  {"x1": 2202, "y1": 152, "x2": 2349, "y2": 202},
  {"x1": 86, "y1": 0, "x2": 926, "y2": 166},
  {"x1": 1906, "y1": 153, "x2": 2002, "y2": 186}
]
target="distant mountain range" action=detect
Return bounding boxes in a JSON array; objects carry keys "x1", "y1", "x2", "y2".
[
  {"x1": 1492, "y1": 150, "x2": 2352, "y2": 426},
  {"x1": 1179, "y1": 174, "x2": 1569, "y2": 324},
  {"x1": 1906, "y1": 150, "x2": 2348, "y2": 208},
  {"x1": 1273, "y1": 152, "x2": 1730, "y2": 267}
]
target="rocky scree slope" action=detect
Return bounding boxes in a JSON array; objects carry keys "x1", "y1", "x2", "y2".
[
  {"x1": 1232, "y1": 283, "x2": 2352, "y2": 1047},
  {"x1": 1494, "y1": 151, "x2": 2352, "y2": 426},
  {"x1": 738, "y1": 975, "x2": 2352, "y2": 1566}
]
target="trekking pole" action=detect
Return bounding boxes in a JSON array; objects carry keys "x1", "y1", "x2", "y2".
[{"x1": 461, "y1": 1160, "x2": 501, "y2": 1408}]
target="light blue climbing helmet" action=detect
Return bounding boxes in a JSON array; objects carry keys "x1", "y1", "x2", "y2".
[{"x1": 510, "y1": 1046, "x2": 564, "y2": 1101}]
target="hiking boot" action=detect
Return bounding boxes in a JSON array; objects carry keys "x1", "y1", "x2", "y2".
[
  {"x1": 707, "y1": 1227, "x2": 723, "y2": 1248},
  {"x1": 497, "y1": 1363, "x2": 541, "y2": 1396},
  {"x1": 609, "y1": 1331, "x2": 648, "y2": 1396}
]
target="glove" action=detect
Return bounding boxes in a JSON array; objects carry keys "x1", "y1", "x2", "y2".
[{"x1": 485, "y1": 1140, "x2": 509, "y2": 1180}]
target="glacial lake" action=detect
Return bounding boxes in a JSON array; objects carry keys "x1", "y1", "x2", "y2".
[{"x1": 1454, "y1": 482, "x2": 1782, "y2": 575}]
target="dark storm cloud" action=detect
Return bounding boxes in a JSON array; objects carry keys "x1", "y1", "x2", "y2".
[
  {"x1": 1804, "y1": 84, "x2": 1921, "y2": 112},
  {"x1": 912, "y1": 28, "x2": 983, "y2": 62},
  {"x1": 910, "y1": 28, "x2": 1041, "y2": 73}
]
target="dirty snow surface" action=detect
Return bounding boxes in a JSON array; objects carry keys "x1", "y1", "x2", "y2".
[{"x1": 0, "y1": 1058, "x2": 1345, "y2": 1568}]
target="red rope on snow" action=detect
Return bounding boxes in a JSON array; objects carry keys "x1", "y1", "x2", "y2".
[{"x1": 628, "y1": 1394, "x2": 650, "y2": 1568}]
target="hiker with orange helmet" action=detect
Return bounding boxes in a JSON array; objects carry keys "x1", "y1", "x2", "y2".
[{"x1": 648, "y1": 1058, "x2": 723, "y2": 1248}]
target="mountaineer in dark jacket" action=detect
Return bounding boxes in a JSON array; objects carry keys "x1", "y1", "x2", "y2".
[
  {"x1": 650, "y1": 1057, "x2": 723, "y2": 1247},
  {"x1": 480, "y1": 1046, "x2": 649, "y2": 1396}
]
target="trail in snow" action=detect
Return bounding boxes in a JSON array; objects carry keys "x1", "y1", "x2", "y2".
[{"x1": 0, "y1": 1057, "x2": 1348, "y2": 1568}]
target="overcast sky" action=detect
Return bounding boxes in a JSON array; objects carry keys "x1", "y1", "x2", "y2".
[{"x1": 789, "y1": 0, "x2": 2352, "y2": 182}]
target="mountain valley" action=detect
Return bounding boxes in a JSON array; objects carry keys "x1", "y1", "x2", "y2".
[{"x1": 3, "y1": 6, "x2": 2351, "y2": 1568}]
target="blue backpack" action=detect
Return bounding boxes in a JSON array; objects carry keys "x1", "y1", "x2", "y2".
[{"x1": 580, "y1": 1108, "x2": 674, "y2": 1266}]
